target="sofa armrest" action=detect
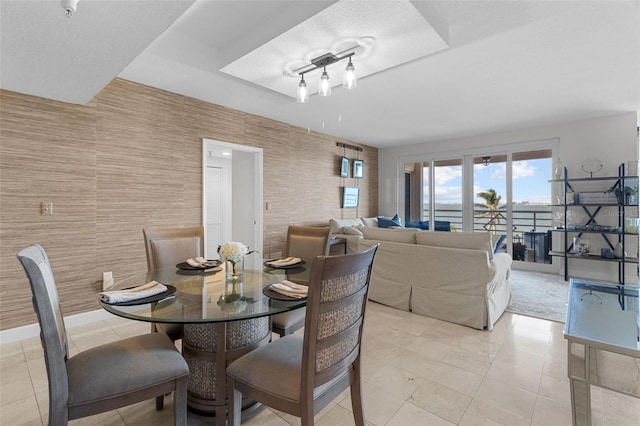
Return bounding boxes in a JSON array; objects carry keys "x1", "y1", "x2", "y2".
[{"x1": 333, "y1": 233, "x2": 363, "y2": 253}]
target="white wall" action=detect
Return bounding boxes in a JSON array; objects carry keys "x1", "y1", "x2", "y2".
[{"x1": 378, "y1": 112, "x2": 639, "y2": 281}]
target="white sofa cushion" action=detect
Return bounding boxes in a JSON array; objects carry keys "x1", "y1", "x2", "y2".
[
  {"x1": 361, "y1": 217, "x2": 379, "y2": 227},
  {"x1": 361, "y1": 227, "x2": 416, "y2": 244},
  {"x1": 342, "y1": 226, "x2": 364, "y2": 236},
  {"x1": 415, "y1": 231, "x2": 494, "y2": 260},
  {"x1": 329, "y1": 218, "x2": 363, "y2": 234}
]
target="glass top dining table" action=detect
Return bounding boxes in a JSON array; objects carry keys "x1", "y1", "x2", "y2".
[{"x1": 100, "y1": 265, "x2": 308, "y2": 324}]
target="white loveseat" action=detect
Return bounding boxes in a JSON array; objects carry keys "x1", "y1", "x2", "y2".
[{"x1": 356, "y1": 227, "x2": 512, "y2": 330}]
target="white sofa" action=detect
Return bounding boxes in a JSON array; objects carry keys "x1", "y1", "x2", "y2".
[{"x1": 356, "y1": 227, "x2": 512, "y2": 330}]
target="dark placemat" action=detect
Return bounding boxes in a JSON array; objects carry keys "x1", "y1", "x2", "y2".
[
  {"x1": 176, "y1": 259, "x2": 222, "y2": 270},
  {"x1": 262, "y1": 285, "x2": 307, "y2": 301},
  {"x1": 263, "y1": 259, "x2": 305, "y2": 269}
]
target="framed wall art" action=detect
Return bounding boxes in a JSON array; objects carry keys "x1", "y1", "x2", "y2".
[
  {"x1": 342, "y1": 186, "x2": 359, "y2": 208},
  {"x1": 353, "y1": 159, "x2": 364, "y2": 178},
  {"x1": 340, "y1": 156, "x2": 350, "y2": 178}
]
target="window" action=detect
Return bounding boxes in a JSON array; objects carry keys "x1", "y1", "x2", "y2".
[
  {"x1": 404, "y1": 144, "x2": 556, "y2": 270},
  {"x1": 434, "y1": 159, "x2": 462, "y2": 231}
]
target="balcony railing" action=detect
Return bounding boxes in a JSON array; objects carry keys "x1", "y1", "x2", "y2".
[
  {"x1": 426, "y1": 207, "x2": 552, "y2": 233},
  {"x1": 422, "y1": 206, "x2": 553, "y2": 262}
]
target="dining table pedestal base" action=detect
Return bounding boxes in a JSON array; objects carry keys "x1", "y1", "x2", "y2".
[{"x1": 182, "y1": 318, "x2": 271, "y2": 422}]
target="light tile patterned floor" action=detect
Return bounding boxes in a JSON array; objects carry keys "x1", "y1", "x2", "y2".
[{"x1": 2, "y1": 302, "x2": 639, "y2": 425}]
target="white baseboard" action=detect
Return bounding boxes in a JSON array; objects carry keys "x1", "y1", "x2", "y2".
[{"x1": 0, "y1": 308, "x2": 112, "y2": 345}]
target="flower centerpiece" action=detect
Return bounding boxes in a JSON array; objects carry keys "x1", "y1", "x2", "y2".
[{"x1": 217, "y1": 242, "x2": 256, "y2": 281}]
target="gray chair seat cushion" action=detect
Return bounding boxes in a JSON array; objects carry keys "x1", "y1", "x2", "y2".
[
  {"x1": 67, "y1": 332, "x2": 188, "y2": 406},
  {"x1": 272, "y1": 307, "x2": 305, "y2": 330},
  {"x1": 227, "y1": 334, "x2": 345, "y2": 403}
]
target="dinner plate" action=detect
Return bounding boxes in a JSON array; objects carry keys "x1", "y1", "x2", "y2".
[
  {"x1": 262, "y1": 285, "x2": 307, "y2": 301},
  {"x1": 107, "y1": 285, "x2": 177, "y2": 306},
  {"x1": 263, "y1": 259, "x2": 305, "y2": 269},
  {"x1": 176, "y1": 259, "x2": 222, "y2": 270}
]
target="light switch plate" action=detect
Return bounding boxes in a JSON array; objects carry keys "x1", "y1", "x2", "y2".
[{"x1": 40, "y1": 201, "x2": 53, "y2": 215}]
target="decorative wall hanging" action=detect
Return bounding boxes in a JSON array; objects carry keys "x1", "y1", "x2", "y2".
[
  {"x1": 340, "y1": 156, "x2": 349, "y2": 178},
  {"x1": 342, "y1": 186, "x2": 359, "y2": 208},
  {"x1": 353, "y1": 159, "x2": 364, "y2": 178}
]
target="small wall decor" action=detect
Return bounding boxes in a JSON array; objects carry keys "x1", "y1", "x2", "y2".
[
  {"x1": 340, "y1": 156, "x2": 349, "y2": 178},
  {"x1": 353, "y1": 159, "x2": 364, "y2": 178},
  {"x1": 342, "y1": 186, "x2": 359, "y2": 208}
]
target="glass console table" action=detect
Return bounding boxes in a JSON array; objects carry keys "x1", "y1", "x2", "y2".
[{"x1": 564, "y1": 278, "x2": 640, "y2": 425}]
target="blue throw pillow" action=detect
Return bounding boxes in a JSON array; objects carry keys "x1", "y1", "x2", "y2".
[
  {"x1": 434, "y1": 221, "x2": 451, "y2": 231},
  {"x1": 405, "y1": 221, "x2": 420, "y2": 228},
  {"x1": 378, "y1": 215, "x2": 403, "y2": 228},
  {"x1": 377, "y1": 216, "x2": 393, "y2": 228},
  {"x1": 416, "y1": 220, "x2": 451, "y2": 231}
]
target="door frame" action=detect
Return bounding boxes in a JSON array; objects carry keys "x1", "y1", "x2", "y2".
[{"x1": 202, "y1": 139, "x2": 263, "y2": 269}]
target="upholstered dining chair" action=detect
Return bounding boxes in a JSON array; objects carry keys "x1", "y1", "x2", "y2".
[
  {"x1": 17, "y1": 244, "x2": 189, "y2": 426},
  {"x1": 143, "y1": 225, "x2": 205, "y2": 342},
  {"x1": 271, "y1": 225, "x2": 332, "y2": 337},
  {"x1": 227, "y1": 244, "x2": 378, "y2": 426}
]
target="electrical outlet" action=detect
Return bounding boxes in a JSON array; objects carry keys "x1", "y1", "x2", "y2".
[
  {"x1": 102, "y1": 271, "x2": 113, "y2": 291},
  {"x1": 40, "y1": 201, "x2": 53, "y2": 215}
]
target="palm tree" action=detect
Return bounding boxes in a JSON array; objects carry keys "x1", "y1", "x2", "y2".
[{"x1": 476, "y1": 189, "x2": 503, "y2": 234}]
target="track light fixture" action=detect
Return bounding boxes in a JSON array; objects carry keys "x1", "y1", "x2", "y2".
[
  {"x1": 297, "y1": 76, "x2": 309, "y2": 103},
  {"x1": 343, "y1": 57, "x2": 357, "y2": 89},
  {"x1": 295, "y1": 49, "x2": 357, "y2": 103},
  {"x1": 319, "y1": 67, "x2": 331, "y2": 97},
  {"x1": 61, "y1": 0, "x2": 79, "y2": 17}
]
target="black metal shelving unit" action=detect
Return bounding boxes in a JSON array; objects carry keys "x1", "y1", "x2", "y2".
[{"x1": 549, "y1": 164, "x2": 639, "y2": 283}]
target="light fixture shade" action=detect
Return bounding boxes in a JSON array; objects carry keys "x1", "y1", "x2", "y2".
[
  {"x1": 319, "y1": 69, "x2": 331, "y2": 97},
  {"x1": 297, "y1": 78, "x2": 309, "y2": 103},
  {"x1": 343, "y1": 61, "x2": 357, "y2": 89}
]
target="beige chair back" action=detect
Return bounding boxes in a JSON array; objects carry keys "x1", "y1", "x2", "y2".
[
  {"x1": 286, "y1": 225, "x2": 332, "y2": 258},
  {"x1": 143, "y1": 226, "x2": 205, "y2": 271},
  {"x1": 285, "y1": 225, "x2": 332, "y2": 284}
]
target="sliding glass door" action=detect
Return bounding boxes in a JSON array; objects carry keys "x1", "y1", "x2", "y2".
[
  {"x1": 434, "y1": 159, "x2": 463, "y2": 231},
  {"x1": 473, "y1": 154, "x2": 507, "y2": 247},
  {"x1": 404, "y1": 143, "x2": 556, "y2": 271},
  {"x1": 511, "y1": 150, "x2": 553, "y2": 264}
]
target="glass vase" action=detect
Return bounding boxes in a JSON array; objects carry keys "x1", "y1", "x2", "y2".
[{"x1": 225, "y1": 257, "x2": 244, "y2": 281}]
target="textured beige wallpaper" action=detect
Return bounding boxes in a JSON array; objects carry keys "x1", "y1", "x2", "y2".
[{"x1": 0, "y1": 79, "x2": 377, "y2": 331}]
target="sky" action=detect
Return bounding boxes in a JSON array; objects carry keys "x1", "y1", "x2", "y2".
[{"x1": 424, "y1": 158, "x2": 552, "y2": 205}]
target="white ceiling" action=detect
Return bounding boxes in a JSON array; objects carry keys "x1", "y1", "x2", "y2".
[
  {"x1": 219, "y1": 1, "x2": 449, "y2": 99},
  {"x1": 1, "y1": 0, "x2": 639, "y2": 149}
]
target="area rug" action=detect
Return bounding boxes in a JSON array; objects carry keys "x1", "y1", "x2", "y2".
[{"x1": 506, "y1": 270, "x2": 569, "y2": 323}]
